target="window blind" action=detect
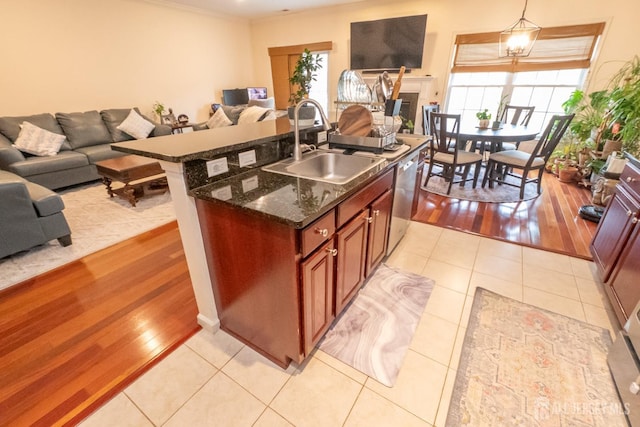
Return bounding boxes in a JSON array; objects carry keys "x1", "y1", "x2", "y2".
[{"x1": 452, "y1": 22, "x2": 605, "y2": 73}]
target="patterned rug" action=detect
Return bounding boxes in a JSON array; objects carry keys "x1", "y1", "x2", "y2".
[
  {"x1": 423, "y1": 164, "x2": 540, "y2": 202},
  {"x1": 318, "y1": 264, "x2": 434, "y2": 387},
  {"x1": 0, "y1": 182, "x2": 176, "y2": 291},
  {"x1": 446, "y1": 288, "x2": 627, "y2": 427}
]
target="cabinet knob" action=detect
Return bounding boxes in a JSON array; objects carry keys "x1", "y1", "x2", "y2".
[
  {"x1": 367, "y1": 216, "x2": 374, "y2": 224},
  {"x1": 627, "y1": 210, "x2": 634, "y2": 217},
  {"x1": 315, "y1": 228, "x2": 329, "y2": 237},
  {"x1": 627, "y1": 177, "x2": 637, "y2": 183},
  {"x1": 633, "y1": 217, "x2": 639, "y2": 224},
  {"x1": 373, "y1": 209, "x2": 380, "y2": 217},
  {"x1": 326, "y1": 248, "x2": 338, "y2": 256}
]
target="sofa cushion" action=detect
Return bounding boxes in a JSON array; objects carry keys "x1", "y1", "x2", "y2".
[
  {"x1": 24, "y1": 181, "x2": 65, "y2": 217},
  {"x1": 8, "y1": 150, "x2": 89, "y2": 177},
  {"x1": 56, "y1": 111, "x2": 112, "y2": 149},
  {"x1": 248, "y1": 97, "x2": 275, "y2": 110},
  {"x1": 0, "y1": 113, "x2": 71, "y2": 151},
  {"x1": 206, "y1": 108, "x2": 233, "y2": 128},
  {"x1": 221, "y1": 105, "x2": 245, "y2": 125},
  {"x1": 238, "y1": 106, "x2": 272, "y2": 124},
  {"x1": 117, "y1": 109, "x2": 155, "y2": 139},
  {"x1": 75, "y1": 144, "x2": 127, "y2": 164},
  {"x1": 13, "y1": 122, "x2": 66, "y2": 156},
  {"x1": 101, "y1": 108, "x2": 153, "y2": 142}
]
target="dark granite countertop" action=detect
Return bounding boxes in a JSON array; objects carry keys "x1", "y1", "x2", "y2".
[
  {"x1": 191, "y1": 134, "x2": 428, "y2": 228},
  {"x1": 111, "y1": 117, "x2": 306, "y2": 163}
]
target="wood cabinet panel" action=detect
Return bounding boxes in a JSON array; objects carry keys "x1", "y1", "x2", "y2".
[
  {"x1": 335, "y1": 210, "x2": 369, "y2": 313},
  {"x1": 591, "y1": 162, "x2": 640, "y2": 326},
  {"x1": 337, "y1": 169, "x2": 394, "y2": 227},
  {"x1": 302, "y1": 240, "x2": 335, "y2": 355},
  {"x1": 366, "y1": 189, "x2": 393, "y2": 276},
  {"x1": 591, "y1": 187, "x2": 638, "y2": 281},
  {"x1": 301, "y1": 210, "x2": 335, "y2": 258}
]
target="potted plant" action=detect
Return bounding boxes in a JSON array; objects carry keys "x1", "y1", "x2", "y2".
[
  {"x1": 288, "y1": 49, "x2": 323, "y2": 125},
  {"x1": 152, "y1": 101, "x2": 166, "y2": 121},
  {"x1": 476, "y1": 109, "x2": 491, "y2": 128}
]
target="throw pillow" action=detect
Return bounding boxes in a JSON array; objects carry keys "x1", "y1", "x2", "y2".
[
  {"x1": 13, "y1": 121, "x2": 66, "y2": 156},
  {"x1": 248, "y1": 97, "x2": 275, "y2": 110},
  {"x1": 221, "y1": 105, "x2": 245, "y2": 125},
  {"x1": 238, "y1": 106, "x2": 272, "y2": 124},
  {"x1": 206, "y1": 108, "x2": 233, "y2": 128},
  {"x1": 55, "y1": 111, "x2": 113, "y2": 149},
  {"x1": 117, "y1": 109, "x2": 156, "y2": 139}
]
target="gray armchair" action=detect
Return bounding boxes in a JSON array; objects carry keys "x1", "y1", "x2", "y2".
[{"x1": 0, "y1": 170, "x2": 71, "y2": 259}]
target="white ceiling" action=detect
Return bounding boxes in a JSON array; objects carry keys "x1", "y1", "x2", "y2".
[{"x1": 154, "y1": 0, "x2": 369, "y2": 19}]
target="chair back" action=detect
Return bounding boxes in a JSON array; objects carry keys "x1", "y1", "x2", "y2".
[
  {"x1": 500, "y1": 105, "x2": 535, "y2": 126},
  {"x1": 430, "y1": 112, "x2": 461, "y2": 159},
  {"x1": 530, "y1": 114, "x2": 575, "y2": 164},
  {"x1": 422, "y1": 104, "x2": 439, "y2": 135}
]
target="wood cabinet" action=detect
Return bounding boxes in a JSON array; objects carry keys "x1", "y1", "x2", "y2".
[
  {"x1": 591, "y1": 162, "x2": 640, "y2": 325},
  {"x1": 195, "y1": 168, "x2": 395, "y2": 367}
]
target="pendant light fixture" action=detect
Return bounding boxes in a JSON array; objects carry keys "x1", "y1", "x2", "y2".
[{"x1": 499, "y1": 0, "x2": 540, "y2": 57}]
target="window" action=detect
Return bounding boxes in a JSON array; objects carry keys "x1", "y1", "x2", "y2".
[
  {"x1": 447, "y1": 69, "x2": 587, "y2": 131},
  {"x1": 446, "y1": 23, "x2": 604, "y2": 131}
]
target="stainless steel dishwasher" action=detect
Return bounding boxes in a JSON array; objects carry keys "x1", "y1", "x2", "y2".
[{"x1": 387, "y1": 150, "x2": 419, "y2": 255}]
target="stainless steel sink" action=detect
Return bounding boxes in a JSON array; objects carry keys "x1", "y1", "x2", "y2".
[{"x1": 262, "y1": 151, "x2": 385, "y2": 185}]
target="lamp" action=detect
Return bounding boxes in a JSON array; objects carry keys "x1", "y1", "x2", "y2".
[{"x1": 499, "y1": 0, "x2": 540, "y2": 57}]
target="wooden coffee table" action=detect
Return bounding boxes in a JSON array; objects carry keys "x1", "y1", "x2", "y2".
[{"x1": 96, "y1": 155, "x2": 168, "y2": 207}]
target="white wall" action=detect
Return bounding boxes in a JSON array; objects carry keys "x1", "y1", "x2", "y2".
[
  {"x1": 249, "y1": 0, "x2": 640, "y2": 116},
  {"x1": 1, "y1": 0, "x2": 637, "y2": 122},
  {"x1": 0, "y1": 0, "x2": 253, "y2": 122}
]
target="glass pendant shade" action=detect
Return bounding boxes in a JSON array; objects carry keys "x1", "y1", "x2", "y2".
[{"x1": 499, "y1": 0, "x2": 540, "y2": 57}]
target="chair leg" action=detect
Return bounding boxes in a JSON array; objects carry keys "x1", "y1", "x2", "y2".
[
  {"x1": 459, "y1": 165, "x2": 471, "y2": 187},
  {"x1": 536, "y1": 168, "x2": 544, "y2": 195},
  {"x1": 423, "y1": 161, "x2": 435, "y2": 188},
  {"x1": 472, "y1": 161, "x2": 481, "y2": 188},
  {"x1": 482, "y1": 160, "x2": 493, "y2": 188}
]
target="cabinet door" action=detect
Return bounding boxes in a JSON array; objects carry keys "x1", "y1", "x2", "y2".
[
  {"x1": 301, "y1": 240, "x2": 336, "y2": 355},
  {"x1": 609, "y1": 222, "x2": 640, "y2": 321},
  {"x1": 366, "y1": 189, "x2": 394, "y2": 276},
  {"x1": 335, "y1": 210, "x2": 369, "y2": 313},
  {"x1": 591, "y1": 187, "x2": 639, "y2": 281}
]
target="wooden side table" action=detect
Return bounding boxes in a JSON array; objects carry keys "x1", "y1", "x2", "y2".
[
  {"x1": 95, "y1": 155, "x2": 168, "y2": 207},
  {"x1": 171, "y1": 123, "x2": 194, "y2": 134}
]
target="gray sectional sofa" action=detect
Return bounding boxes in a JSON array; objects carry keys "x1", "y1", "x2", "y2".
[
  {"x1": 0, "y1": 170, "x2": 71, "y2": 259},
  {"x1": 0, "y1": 108, "x2": 171, "y2": 190}
]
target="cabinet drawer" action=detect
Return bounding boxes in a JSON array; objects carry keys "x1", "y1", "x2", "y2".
[
  {"x1": 301, "y1": 210, "x2": 336, "y2": 258},
  {"x1": 337, "y1": 169, "x2": 394, "y2": 228},
  {"x1": 620, "y1": 162, "x2": 640, "y2": 198}
]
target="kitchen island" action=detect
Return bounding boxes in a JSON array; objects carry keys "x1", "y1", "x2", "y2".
[{"x1": 112, "y1": 117, "x2": 427, "y2": 366}]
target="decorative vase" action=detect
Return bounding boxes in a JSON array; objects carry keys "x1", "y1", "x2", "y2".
[
  {"x1": 478, "y1": 119, "x2": 490, "y2": 129},
  {"x1": 558, "y1": 166, "x2": 579, "y2": 183}
]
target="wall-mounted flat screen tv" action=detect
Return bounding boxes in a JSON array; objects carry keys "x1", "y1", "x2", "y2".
[{"x1": 350, "y1": 14, "x2": 427, "y2": 72}]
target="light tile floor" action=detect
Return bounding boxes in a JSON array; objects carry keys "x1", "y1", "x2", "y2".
[{"x1": 79, "y1": 222, "x2": 618, "y2": 427}]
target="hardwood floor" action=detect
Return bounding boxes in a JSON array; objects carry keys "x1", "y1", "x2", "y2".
[
  {"x1": 412, "y1": 170, "x2": 598, "y2": 259},
  {"x1": 0, "y1": 221, "x2": 200, "y2": 427}
]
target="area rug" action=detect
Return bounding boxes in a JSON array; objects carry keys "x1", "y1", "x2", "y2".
[
  {"x1": 318, "y1": 264, "x2": 434, "y2": 387},
  {"x1": 446, "y1": 288, "x2": 627, "y2": 427},
  {"x1": 0, "y1": 182, "x2": 176, "y2": 291},
  {"x1": 423, "y1": 164, "x2": 540, "y2": 203}
]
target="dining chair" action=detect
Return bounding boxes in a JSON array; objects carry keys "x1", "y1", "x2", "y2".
[
  {"x1": 482, "y1": 114, "x2": 574, "y2": 199},
  {"x1": 424, "y1": 112, "x2": 484, "y2": 195},
  {"x1": 499, "y1": 105, "x2": 535, "y2": 151},
  {"x1": 422, "y1": 104, "x2": 439, "y2": 135}
]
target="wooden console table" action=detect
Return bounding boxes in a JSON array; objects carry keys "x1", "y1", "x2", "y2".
[{"x1": 95, "y1": 155, "x2": 167, "y2": 207}]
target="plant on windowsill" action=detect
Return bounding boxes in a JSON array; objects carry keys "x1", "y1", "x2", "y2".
[
  {"x1": 288, "y1": 49, "x2": 323, "y2": 125},
  {"x1": 476, "y1": 109, "x2": 491, "y2": 129}
]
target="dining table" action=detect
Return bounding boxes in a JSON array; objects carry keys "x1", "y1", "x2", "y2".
[{"x1": 457, "y1": 123, "x2": 539, "y2": 154}]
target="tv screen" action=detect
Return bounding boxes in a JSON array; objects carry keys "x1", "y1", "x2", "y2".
[{"x1": 350, "y1": 14, "x2": 427, "y2": 72}]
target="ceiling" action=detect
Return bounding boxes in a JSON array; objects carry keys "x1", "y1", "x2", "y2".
[{"x1": 155, "y1": 0, "x2": 370, "y2": 19}]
